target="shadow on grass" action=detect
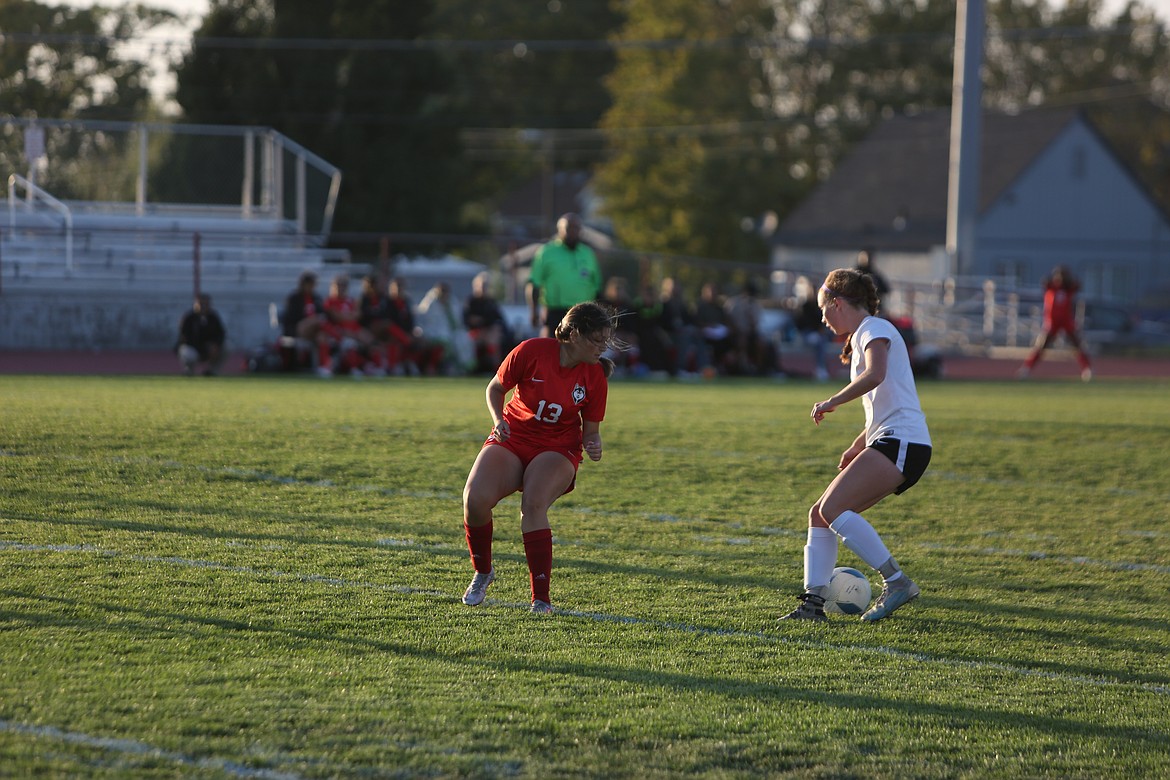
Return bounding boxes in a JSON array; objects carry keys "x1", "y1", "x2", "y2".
[
  {"x1": 8, "y1": 503, "x2": 1170, "y2": 693},
  {"x1": 2, "y1": 587, "x2": 1168, "y2": 759}
]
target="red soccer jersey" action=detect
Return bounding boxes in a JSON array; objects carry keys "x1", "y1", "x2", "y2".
[
  {"x1": 497, "y1": 338, "x2": 608, "y2": 452},
  {"x1": 1043, "y1": 281, "x2": 1077, "y2": 329},
  {"x1": 324, "y1": 295, "x2": 361, "y2": 332}
]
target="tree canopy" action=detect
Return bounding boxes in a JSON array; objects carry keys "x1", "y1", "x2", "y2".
[
  {"x1": 0, "y1": 0, "x2": 174, "y2": 119},
  {"x1": 594, "y1": 0, "x2": 1170, "y2": 262},
  {"x1": 4, "y1": 0, "x2": 1169, "y2": 263}
]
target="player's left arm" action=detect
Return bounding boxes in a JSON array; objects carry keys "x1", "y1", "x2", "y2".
[{"x1": 582, "y1": 419, "x2": 603, "y2": 462}]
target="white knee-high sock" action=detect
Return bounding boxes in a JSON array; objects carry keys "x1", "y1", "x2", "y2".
[
  {"x1": 804, "y1": 526, "x2": 838, "y2": 592},
  {"x1": 830, "y1": 510, "x2": 897, "y2": 577}
]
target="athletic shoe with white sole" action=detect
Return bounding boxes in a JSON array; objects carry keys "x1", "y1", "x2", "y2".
[
  {"x1": 778, "y1": 592, "x2": 828, "y2": 622},
  {"x1": 861, "y1": 577, "x2": 920, "y2": 622},
  {"x1": 530, "y1": 600, "x2": 553, "y2": 615},
  {"x1": 461, "y1": 568, "x2": 495, "y2": 606}
]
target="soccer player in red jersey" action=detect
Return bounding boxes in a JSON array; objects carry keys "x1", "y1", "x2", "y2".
[
  {"x1": 1019, "y1": 265, "x2": 1092, "y2": 381},
  {"x1": 321, "y1": 273, "x2": 371, "y2": 377},
  {"x1": 460, "y1": 301, "x2": 619, "y2": 614}
]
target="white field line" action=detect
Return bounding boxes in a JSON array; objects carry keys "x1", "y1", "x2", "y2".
[
  {"x1": 3, "y1": 540, "x2": 1169, "y2": 700},
  {"x1": 0, "y1": 719, "x2": 302, "y2": 780}
]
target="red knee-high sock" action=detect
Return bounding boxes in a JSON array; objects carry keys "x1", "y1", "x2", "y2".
[
  {"x1": 523, "y1": 528, "x2": 553, "y2": 603},
  {"x1": 465, "y1": 521, "x2": 493, "y2": 574}
]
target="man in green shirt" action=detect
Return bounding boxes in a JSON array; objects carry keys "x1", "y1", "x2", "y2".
[{"x1": 527, "y1": 213, "x2": 602, "y2": 336}]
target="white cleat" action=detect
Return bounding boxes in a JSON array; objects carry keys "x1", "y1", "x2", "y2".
[
  {"x1": 461, "y1": 568, "x2": 495, "y2": 606},
  {"x1": 861, "y1": 578, "x2": 920, "y2": 622}
]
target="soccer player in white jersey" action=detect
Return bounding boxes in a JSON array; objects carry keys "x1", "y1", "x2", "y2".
[{"x1": 779, "y1": 268, "x2": 933, "y2": 623}]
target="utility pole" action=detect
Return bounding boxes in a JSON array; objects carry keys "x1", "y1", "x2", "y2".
[{"x1": 946, "y1": 0, "x2": 985, "y2": 278}]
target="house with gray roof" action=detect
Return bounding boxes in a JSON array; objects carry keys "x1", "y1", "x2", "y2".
[{"x1": 770, "y1": 107, "x2": 1170, "y2": 309}]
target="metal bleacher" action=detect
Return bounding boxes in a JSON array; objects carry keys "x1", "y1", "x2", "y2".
[{"x1": 1, "y1": 118, "x2": 356, "y2": 351}]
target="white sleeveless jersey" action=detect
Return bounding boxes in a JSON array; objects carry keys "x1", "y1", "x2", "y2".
[{"x1": 850, "y1": 316, "x2": 931, "y2": 447}]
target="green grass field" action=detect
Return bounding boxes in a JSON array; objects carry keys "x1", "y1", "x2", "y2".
[{"x1": 1, "y1": 374, "x2": 1168, "y2": 778}]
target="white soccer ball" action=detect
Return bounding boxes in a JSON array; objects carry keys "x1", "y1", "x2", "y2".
[{"x1": 825, "y1": 566, "x2": 872, "y2": 615}]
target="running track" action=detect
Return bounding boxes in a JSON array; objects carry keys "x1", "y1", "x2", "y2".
[{"x1": 0, "y1": 349, "x2": 1166, "y2": 380}]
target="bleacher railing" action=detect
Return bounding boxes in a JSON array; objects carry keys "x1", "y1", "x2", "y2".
[
  {"x1": 7, "y1": 174, "x2": 74, "y2": 271},
  {"x1": 0, "y1": 118, "x2": 341, "y2": 243}
]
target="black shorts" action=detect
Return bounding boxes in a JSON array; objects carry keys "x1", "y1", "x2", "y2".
[
  {"x1": 870, "y1": 437, "x2": 932, "y2": 495},
  {"x1": 544, "y1": 307, "x2": 570, "y2": 331}
]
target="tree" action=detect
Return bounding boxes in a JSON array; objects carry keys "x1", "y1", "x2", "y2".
[
  {"x1": 759, "y1": 0, "x2": 1170, "y2": 207},
  {"x1": 0, "y1": 0, "x2": 173, "y2": 121},
  {"x1": 596, "y1": 0, "x2": 1170, "y2": 267},
  {"x1": 172, "y1": 0, "x2": 473, "y2": 235},
  {"x1": 984, "y1": 0, "x2": 1170, "y2": 208},
  {"x1": 0, "y1": 1, "x2": 178, "y2": 201},
  {"x1": 427, "y1": 0, "x2": 621, "y2": 134},
  {"x1": 595, "y1": 0, "x2": 792, "y2": 264},
  {"x1": 421, "y1": 0, "x2": 626, "y2": 240}
]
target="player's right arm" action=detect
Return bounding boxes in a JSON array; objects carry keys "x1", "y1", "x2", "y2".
[
  {"x1": 839, "y1": 430, "x2": 866, "y2": 470},
  {"x1": 486, "y1": 376, "x2": 511, "y2": 441}
]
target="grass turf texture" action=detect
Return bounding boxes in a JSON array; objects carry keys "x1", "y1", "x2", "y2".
[{"x1": 1, "y1": 374, "x2": 1168, "y2": 778}]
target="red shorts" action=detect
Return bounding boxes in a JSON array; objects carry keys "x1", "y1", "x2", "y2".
[
  {"x1": 323, "y1": 321, "x2": 362, "y2": 340},
  {"x1": 483, "y1": 433, "x2": 582, "y2": 493}
]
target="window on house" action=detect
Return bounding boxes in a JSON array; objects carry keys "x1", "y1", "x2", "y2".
[{"x1": 1083, "y1": 263, "x2": 1133, "y2": 300}]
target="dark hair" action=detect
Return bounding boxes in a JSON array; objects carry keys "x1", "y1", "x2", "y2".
[
  {"x1": 822, "y1": 268, "x2": 880, "y2": 365},
  {"x1": 554, "y1": 301, "x2": 621, "y2": 378},
  {"x1": 1048, "y1": 265, "x2": 1079, "y2": 291}
]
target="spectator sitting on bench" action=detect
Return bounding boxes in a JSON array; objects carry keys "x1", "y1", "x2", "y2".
[
  {"x1": 322, "y1": 273, "x2": 383, "y2": 378},
  {"x1": 281, "y1": 270, "x2": 328, "y2": 371},
  {"x1": 417, "y1": 281, "x2": 474, "y2": 376},
  {"x1": 462, "y1": 272, "x2": 511, "y2": 374},
  {"x1": 384, "y1": 277, "x2": 436, "y2": 376}
]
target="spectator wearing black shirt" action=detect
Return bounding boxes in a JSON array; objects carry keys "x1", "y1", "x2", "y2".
[{"x1": 176, "y1": 293, "x2": 227, "y2": 376}]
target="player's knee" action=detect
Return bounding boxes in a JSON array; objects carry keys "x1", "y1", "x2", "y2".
[
  {"x1": 463, "y1": 486, "x2": 494, "y2": 521},
  {"x1": 518, "y1": 495, "x2": 552, "y2": 521},
  {"x1": 809, "y1": 503, "x2": 832, "y2": 528}
]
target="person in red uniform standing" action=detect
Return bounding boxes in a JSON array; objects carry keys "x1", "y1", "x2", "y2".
[
  {"x1": 1019, "y1": 266, "x2": 1092, "y2": 381},
  {"x1": 460, "y1": 301, "x2": 619, "y2": 614}
]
